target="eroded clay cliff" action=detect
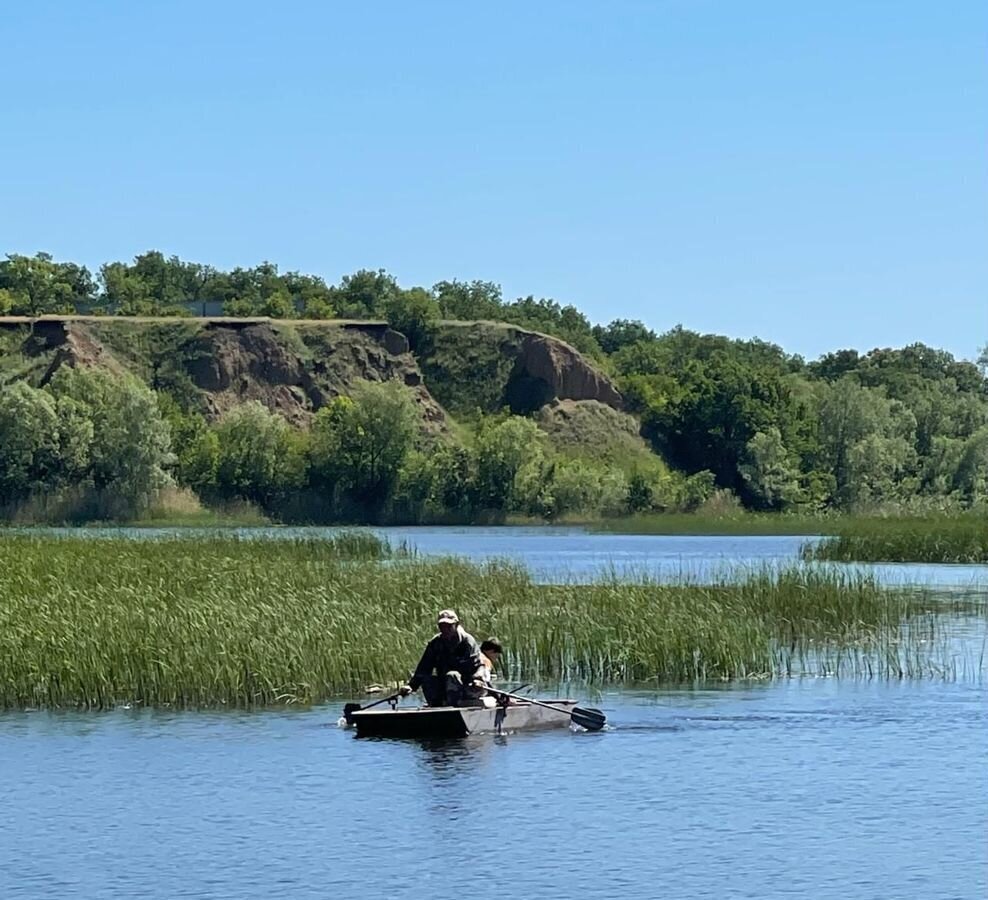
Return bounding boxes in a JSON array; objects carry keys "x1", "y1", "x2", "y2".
[{"x1": 0, "y1": 317, "x2": 623, "y2": 435}]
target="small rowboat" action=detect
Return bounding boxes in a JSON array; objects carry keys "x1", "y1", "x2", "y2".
[{"x1": 350, "y1": 699, "x2": 578, "y2": 738}]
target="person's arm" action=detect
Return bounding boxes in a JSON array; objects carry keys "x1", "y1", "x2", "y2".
[
  {"x1": 477, "y1": 652, "x2": 494, "y2": 687},
  {"x1": 454, "y1": 634, "x2": 482, "y2": 676},
  {"x1": 407, "y1": 638, "x2": 437, "y2": 691}
]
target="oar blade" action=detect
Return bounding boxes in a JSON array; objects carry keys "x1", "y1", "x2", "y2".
[{"x1": 571, "y1": 706, "x2": 607, "y2": 731}]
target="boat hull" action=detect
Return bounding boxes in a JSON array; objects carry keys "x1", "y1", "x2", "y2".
[{"x1": 350, "y1": 700, "x2": 576, "y2": 739}]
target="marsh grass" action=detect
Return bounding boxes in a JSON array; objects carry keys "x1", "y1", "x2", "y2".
[
  {"x1": 128, "y1": 489, "x2": 271, "y2": 528},
  {"x1": 0, "y1": 535, "x2": 982, "y2": 709},
  {"x1": 595, "y1": 512, "x2": 833, "y2": 536},
  {"x1": 803, "y1": 515, "x2": 988, "y2": 564}
]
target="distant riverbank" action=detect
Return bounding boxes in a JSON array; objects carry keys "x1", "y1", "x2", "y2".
[{"x1": 21, "y1": 506, "x2": 986, "y2": 565}]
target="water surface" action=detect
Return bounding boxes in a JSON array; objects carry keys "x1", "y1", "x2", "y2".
[
  {"x1": 21, "y1": 525, "x2": 988, "y2": 587},
  {"x1": 3, "y1": 526, "x2": 985, "y2": 898},
  {"x1": 2, "y1": 680, "x2": 985, "y2": 900}
]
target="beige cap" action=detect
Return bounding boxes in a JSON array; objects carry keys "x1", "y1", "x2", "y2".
[{"x1": 437, "y1": 609, "x2": 459, "y2": 624}]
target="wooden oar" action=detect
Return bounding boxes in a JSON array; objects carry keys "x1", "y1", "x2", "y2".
[
  {"x1": 486, "y1": 686, "x2": 606, "y2": 732},
  {"x1": 343, "y1": 691, "x2": 401, "y2": 724}
]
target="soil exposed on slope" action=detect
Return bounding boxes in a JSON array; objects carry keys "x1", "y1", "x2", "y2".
[
  {"x1": 421, "y1": 321, "x2": 623, "y2": 417},
  {"x1": 0, "y1": 317, "x2": 624, "y2": 438}
]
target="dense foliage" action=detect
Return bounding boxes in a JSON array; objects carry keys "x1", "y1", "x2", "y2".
[
  {"x1": 0, "y1": 373, "x2": 685, "y2": 523},
  {"x1": 613, "y1": 329, "x2": 987, "y2": 512},
  {"x1": 1, "y1": 249, "x2": 986, "y2": 519}
]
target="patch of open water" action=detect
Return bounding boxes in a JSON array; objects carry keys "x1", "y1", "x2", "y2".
[{"x1": 1, "y1": 679, "x2": 985, "y2": 900}]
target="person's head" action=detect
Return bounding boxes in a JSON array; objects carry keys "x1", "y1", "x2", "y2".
[
  {"x1": 437, "y1": 609, "x2": 460, "y2": 641},
  {"x1": 480, "y1": 638, "x2": 503, "y2": 662}
]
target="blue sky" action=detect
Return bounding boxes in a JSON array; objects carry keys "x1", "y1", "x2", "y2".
[{"x1": 1, "y1": 1, "x2": 985, "y2": 361}]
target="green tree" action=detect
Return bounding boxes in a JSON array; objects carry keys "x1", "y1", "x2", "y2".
[
  {"x1": 952, "y1": 426, "x2": 988, "y2": 502},
  {"x1": 472, "y1": 416, "x2": 548, "y2": 511},
  {"x1": 100, "y1": 251, "x2": 221, "y2": 316},
  {"x1": 282, "y1": 271, "x2": 335, "y2": 318},
  {"x1": 259, "y1": 287, "x2": 294, "y2": 319},
  {"x1": 391, "y1": 443, "x2": 476, "y2": 520},
  {"x1": 592, "y1": 319, "x2": 657, "y2": 355},
  {"x1": 434, "y1": 279, "x2": 503, "y2": 320},
  {"x1": 100, "y1": 261, "x2": 155, "y2": 315},
  {"x1": 501, "y1": 295, "x2": 601, "y2": 356},
  {"x1": 549, "y1": 460, "x2": 628, "y2": 517},
  {"x1": 331, "y1": 269, "x2": 399, "y2": 318},
  {"x1": 0, "y1": 252, "x2": 95, "y2": 314},
  {"x1": 845, "y1": 433, "x2": 914, "y2": 507},
  {"x1": 310, "y1": 380, "x2": 419, "y2": 508},
  {"x1": 157, "y1": 396, "x2": 219, "y2": 494},
  {"x1": 634, "y1": 353, "x2": 803, "y2": 498},
  {"x1": 213, "y1": 402, "x2": 307, "y2": 508},
  {"x1": 385, "y1": 287, "x2": 440, "y2": 351},
  {"x1": 0, "y1": 382, "x2": 60, "y2": 502},
  {"x1": 53, "y1": 395, "x2": 95, "y2": 483},
  {"x1": 219, "y1": 262, "x2": 290, "y2": 317},
  {"x1": 618, "y1": 326, "x2": 801, "y2": 377},
  {"x1": 739, "y1": 427, "x2": 802, "y2": 510},
  {"x1": 626, "y1": 471, "x2": 653, "y2": 512},
  {"x1": 423, "y1": 443, "x2": 475, "y2": 513},
  {"x1": 811, "y1": 377, "x2": 916, "y2": 508},
  {"x1": 680, "y1": 470, "x2": 717, "y2": 511},
  {"x1": 47, "y1": 367, "x2": 173, "y2": 513}
]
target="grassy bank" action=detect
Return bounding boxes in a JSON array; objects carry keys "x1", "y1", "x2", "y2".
[
  {"x1": 592, "y1": 512, "x2": 833, "y2": 535},
  {"x1": 803, "y1": 515, "x2": 988, "y2": 564},
  {"x1": 1, "y1": 535, "x2": 981, "y2": 710}
]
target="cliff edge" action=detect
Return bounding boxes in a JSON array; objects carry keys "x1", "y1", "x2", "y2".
[{"x1": 0, "y1": 316, "x2": 623, "y2": 433}]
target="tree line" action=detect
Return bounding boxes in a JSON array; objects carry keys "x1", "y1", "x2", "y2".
[
  {"x1": 610, "y1": 329, "x2": 988, "y2": 510},
  {"x1": 1, "y1": 249, "x2": 986, "y2": 517},
  {"x1": 0, "y1": 371, "x2": 691, "y2": 523},
  {"x1": 0, "y1": 251, "x2": 598, "y2": 354}
]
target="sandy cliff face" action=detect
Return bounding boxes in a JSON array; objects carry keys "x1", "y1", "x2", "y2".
[
  {"x1": 422, "y1": 321, "x2": 623, "y2": 416},
  {"x1": 513, "y1": 331, "x2": 623, "y2": 411},
  {"x1": 26, "y1": 319, "x2": 122, "y2": 382},
  {"x1": 1, "y1": 317, "x2": 623, "y2": 434},
  {"x1": 182, "y1": 321, "x2": 447, "y2": 428},
  {"x1": 2, "y1": 317, "x2": 446, "y2": 430}
]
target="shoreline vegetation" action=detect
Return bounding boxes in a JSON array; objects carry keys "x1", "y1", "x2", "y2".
[
  {"x1": 2, "y1": 252, "x2": 986, "y2": 543},
  {"x1": 598, "y1": 511, "x2": 988, "y2": 563},
  {"x1": 803, "y1": 515, "x2": 988, "y2": 564},
  {"x1": 0, "y1": 534, "x2": 983, "y2": 711},
  {"x1": 7, "y1": 508, "x2": 985, "y2": 565}
]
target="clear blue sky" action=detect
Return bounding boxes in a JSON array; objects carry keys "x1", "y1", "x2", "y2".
[{"x1": 2, "y1": 1, "x2": 985, "y2": 362}]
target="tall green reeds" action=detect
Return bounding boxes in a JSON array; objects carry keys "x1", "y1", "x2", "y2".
[
  {"x1": 803, "y1": 515, "x2": 988, "y2": 563},
  {"x1": 0, "y1": 535, "x2": 982, "y2": 709},
  {"x1": 594, "y1": 512, "x2": 831, "y2": 535}
]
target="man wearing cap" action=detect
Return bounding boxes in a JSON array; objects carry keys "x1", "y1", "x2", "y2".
[{"x1": 399, "y1": 610, "x2": 486, "y2": 707}]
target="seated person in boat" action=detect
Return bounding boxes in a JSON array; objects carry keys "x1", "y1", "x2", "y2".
[
  {"x1": 479, "y1": 638, "x2": 503, "y2": 686},
  {"x1": 399, "y1": 609, "x2": 486, "y2": 707}
]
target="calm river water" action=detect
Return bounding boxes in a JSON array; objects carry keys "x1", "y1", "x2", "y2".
[
  {"x1": 2, "y1": 528, "x2": 986, "y2": 899},
  {"x1": 23, "y1": 524, "x2": 988, "y2": 587}
]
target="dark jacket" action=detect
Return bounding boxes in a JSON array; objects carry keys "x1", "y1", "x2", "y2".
[{"x1": 408, "y1": 628, "x2": 483, "y2": 689}]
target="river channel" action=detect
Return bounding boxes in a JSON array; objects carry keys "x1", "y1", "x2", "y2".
[{"x1": 1, "y1": 528, "x2": 986, "y2": 899}]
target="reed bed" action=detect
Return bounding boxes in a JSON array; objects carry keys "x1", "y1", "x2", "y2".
[
  {"x1": 594, "y1": 512, "x2": 830, "y2": 536},
  {"x1": 0, "y1": 535, "x2": 983, "y2": 709},
  {"x1": 803, "y1": 515, "x2": 988, "y2": 563}
]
